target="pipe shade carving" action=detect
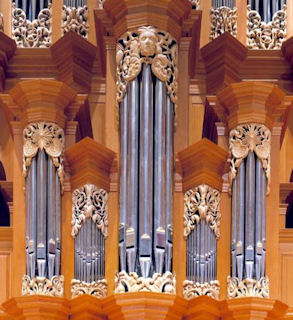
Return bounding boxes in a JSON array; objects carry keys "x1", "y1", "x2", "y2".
[
  {"x1": 23, "y1": 122, "x2": 64, "y2": 297},
  {"x1": 62, "y1": 5, "x2": 89, "y2": 38},
  {"x1": 183, "y1": 280, "x2": 220, "y2": 300},
  {"x1": 227, "y1": 276, "x2": 269, "y2": 298},
  {"x1": 71, "y1": 279, "x2": 107, "y2": 298},
  {"x1": 248, "y1": 0, "x2": 286, "y2": 23}
]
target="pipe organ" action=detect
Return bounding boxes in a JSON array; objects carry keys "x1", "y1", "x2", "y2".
[
  {"x1": 248, "y1": 0, "x2": 287, "y2": 22},
  {"x1": 115, "y1": 26, "x2": 177, "y2": 293},
  {"x1": 63, "y1": 0, "x2": 87, "y2": 7},
  {"x1": 22, "y1": 122, "x2": 64, "y2": 296},
  {"x1": 228, "y1": 124, "x2": 270, "y2": 298},
  {"x1": 13, "y1": 0, "x2": 50, "y2": 21},
  {"x1": 212, "y1": 0, "x2": 235, "y2": 8}
]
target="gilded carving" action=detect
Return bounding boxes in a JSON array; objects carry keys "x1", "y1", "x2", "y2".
[
  {"x1": 247, "y1": 5, "x2": 287, "y2": 49},
  {"x1": 62, "y1": 5, "x2": 89, "y2": 38},
  {"x1": 23, "y1": 122, "x2": 64, "y2": 185},
  {"x1": 229, "y1": 123, "x2": 270, "y2": 193},
  {"x1": 210, "y1": 6, "x2": 237, "y2": 40},
  {"x1": 22, "y1": 275, "x2": 64, "y2": 297},
  {"x1": 116, "y1": 26, "x2": 178, "y2": 105},
  {"x1": 183, "y1": 280, "x2": 220, "y2": 300},
  {"x1": 12, "y1": 3, "x2": 52, "y2": 48},
  {"x1": 115, "y1": 271, "x2": 176, "y2": 294},
  {"x1": 71, "y1": 279, "x2": 107, "y2": 298},
  {"x1": 227, "y1": 276, "x2": 269, "y2": 298},
  {"x1": 184, "y1": 185, "x2": 220, "y2": 239},
  {"x1": 72, "y1": 185, "x2": 108, "y2": 238}
]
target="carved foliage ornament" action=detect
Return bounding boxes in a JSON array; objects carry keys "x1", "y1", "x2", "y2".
[
  {"x1": 116, "y1": 26, "x2": 178, "y2": 105},
  {"x1": 184, "y1": 185, "x2": 220, "y2": 239},
  {"x1": 62, "y1": 5, "x2": 89, "y2": 38},
  {"x1": 23, "y1": 122, "x2": 64, "y2": 185},
  {"x1": 115, "y1": 271, "x2": 176, "y2": 294},
  {"x1": 12, "y1": 2, "x2": 52, "y2": 48},
  {"x1": 183, "y1": 280, "x2": 220, "y2": 300},
  {"x1": 229, "y1": 123, "x2": 270, "y2": 193},
  {"x1": 190, "y1": 0, "x2": 200, "y2": 10},
  {"x1": 247, "y1": 5, "x2": 287, "y2": 50},
  {"x1": 72, "y1": 185, "x2": 108, "y2": 238},
  {"x1": 227, "y1": 276, "x2": 269, "y2": 298},
  {"x1": 22, "y1": 275, "x2": 64, "y2": 297},
  {"x1": 210, "y1": 6, "x2": 237, "y2": 40},
  {"x1": 71, "y1": 279, "x2": 107, "y2": 298}
]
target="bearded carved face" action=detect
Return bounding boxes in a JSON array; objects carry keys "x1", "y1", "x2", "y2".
[{"x1": 138, "y1": 27, "x2": 157, "y2": 57}]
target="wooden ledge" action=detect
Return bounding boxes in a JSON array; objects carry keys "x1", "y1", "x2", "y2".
[
  {"x1": 177, "y1": 138, "x2": 228, "y2": 192},
  {"x1": 65, "y1": 137, "x2": 116, "y2": 191},
  {"x1": 282, "y1": 36, "x2": 293, "y2": 70},
  {"x1": 185, "y1": 295, "x2": 220, "y2": 320}
]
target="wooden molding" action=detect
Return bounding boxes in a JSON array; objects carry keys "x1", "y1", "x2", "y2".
[
  {"x1": 211, "y1": 81, "x2": 291, "y2": 130},
  {"x1": 0, "y1": 181, "x2": 13, "y2": 203},
  {"x1": 184, "y1": 295, "x2": 221, "y2": 320},
  {"x1": 0, "y1": 79, "x2": 87, "y2": 129},
  {"x1": 65, "y1": 137, "x2": 116, "y2": 191},
  {"x1": 220, "y1": 297, "x2": 288, "y2": 320},
  {"x1": 177, "y1": 138, "x2": 229, "y2": 192},
  {"x1": 50, "y1": 31, "x2": 98, "y2": 92},
  {"x1": 70, "y1": 295, "x2": 105, "y2": 320},
  {"x1": 282, "y1": 36, "x2": 293, "y2": 70},
  {"x1": 280, "y1": 183, "x2": 293, "y2": 204},
  {"x1": 0, "y1": 32, "x2": 16, "y2": 92},
  {"x1": 201, "y1": 32, "x2": 248, "y2": 94}
]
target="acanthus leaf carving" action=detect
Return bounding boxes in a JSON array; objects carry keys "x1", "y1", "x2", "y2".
[
  {"x1": 210, "y1": 6, "x2": 237, "y2": 40},
  {"x1": 229, "y1": 123, "x2": 271, "y2": 193},
  {"x1": 183, "y1": 280, "x2": 220, "y2": 300},
  {"x1": 247, "y1": 5, "x2": 287, "y2": 50},
  {"x1": 116, "y1": 26, "x2": 178, "y2": 106},
  {"x1": 184, "y1": 185, "x2": 220, "y2": 239},
  {"x1": 12, "y1": 2, "x2": 52, "y2": 48},
  {"x1": 115, "y1": 271, "x2": 176, "y2": 294},
  {"x1": 22, "y1": 275, "x2": 64, "y2": 297},
  {"x1": 71, "y1": 279, "x2": 107, "y2": 298},
  {"x1": 227, "y1": 276, "x2": 269, "y2": 298},
  {"x1": 23, "y1": 122, "x2": 64, "y2": 186},
  {"x1": 71, "y1": 184, "x2": 108, "y2": 238},
  {"x1": 62, "y1": 5, "x2": 89, "y2": 38}
]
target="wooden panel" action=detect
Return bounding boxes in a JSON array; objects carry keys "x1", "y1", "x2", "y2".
[
  {"x1": 281, "y1": 252, "x2": 293, "y2": 306},
  {"x1": 0, "y1": 252, "x2": 11, "y2": 304}
]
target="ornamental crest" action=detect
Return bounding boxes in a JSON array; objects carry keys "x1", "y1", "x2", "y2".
[
  {"x1": 115, "y1": 271, "x2": 176, "y2": 294},
  {"x1": 184, "y1": 185, "x2": 220, "y2": 239},
  {"x1": 210, "y1": 6, "x2": 237, "y2": 40},
  {"x1": 229, "y1": 123, "x2": 271, "y2": 193},
  {"x1": 71, "y1": 279, "x2": 107, "y2": 298},
  {"x1": 116, "y1": 26, "x2": 178, "y2": 104},
  {"x1": 71, "y1": 184, "x2": 108, "y2": 238},
  {"x1": 23, "y1": 122, "x2": 64, "y2": 185},
  {"x1": 22, "y1": 275, "x2": 64, "y2": 297},
  {"x1": 227, "y1": 276, "x2": 269, "y2": 298},
  {"x1": 183, "y1": 280, "x2": 220, "y2": 300}
]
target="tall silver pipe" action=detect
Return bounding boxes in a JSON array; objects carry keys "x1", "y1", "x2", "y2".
[
  {"x1": 255, "y1": 0, "x2": 259, "y2": 12},
  {"x1": 26, "y1": 162, "x2": 32, "y2": 277},
  {"x1": 255, "y1": 158, "x2": 262, "y2": 280},
  {"x1": 261, "y1": 164, "x2": 266, "y2": 278},
  {"x1": 55, "y1": 170, "x2": 61, "y2": 276},
  {"x1": 154, "y1": 80, "x2": 167, "y2": 274},
  {"x1": 31, "y1": 0, "x2": 36, "y2": 21},
  {"x1": 231, "y1": 175, "x2": 238, "y2": 278},
  {"x1": 139, "y1": 65, "x2": 153, "y2": 278}
]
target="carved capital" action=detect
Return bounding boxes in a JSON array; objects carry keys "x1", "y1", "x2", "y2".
[
  {"x1": 115, "y1": 271, "x2": 176, "y2": 294},
  {"x1": 23, "y1": 122, "x2": 64, "y2": 185},
  {"x1": 62, "y1": 5, "x2": 89, "y2": 39},
  {"x1": 116, "y1": 27, "x2": 178, "y2": 105},
  {"x1": 227, "y1": 276, "x2": 269, "y2": 298},
  {"x1": 22, "y1": 275, "x2": 64, "y2": 297},
  {"x1": 71, "y1": 184, "x2": 108, "y2": 238},
  {"x1": 229, "y1": 123, "x2": 270, "y2": 193},
  {"x1": 184, "y1": 184, "x2": 220, "y2": 239},
  {"x1": 210, "y1": 6, "x2": 237, "y2": 40},
  {"x1": 71, "y1": 279, "x2": 107, "y2": 298},
  {"x1": 183, "y1": 280, "x2": 220, "y2": 300}
]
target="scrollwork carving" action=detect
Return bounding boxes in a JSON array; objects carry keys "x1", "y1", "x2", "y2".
[
  {"x1": 23, "y1": 122, "x2": 64, "y2": 185},
  {"x1": 72, "y1": 184, "x2": 108, "y2": 238},
  {"x1": 116, "y1": 26, "x2": 178, "y2": 105},
  {"x1": 71, "y1": 279, "x2": 107, "y2": 298},
  {"x1": 247, "y1": 5, "x2": 287, "y2": 49},
  {"x1": 227, "y1": 276, "x2": 269, "y2": 298},
  {"x1": 183, "y1": 280, "x2": 220, "y2": 300},
  {"x1": 62, "y1": 5, "x2": 89, "y2": 38},
  {"x1": 22, "y1": 275, "x2": 64, "y2": 297},
  {"x1": 210, "y1": 6, "x2": 237, "y2": 40},
  {"x1": 115, "y1": 271, "x2": 176, "y2": 294},
  {"x1": 190, "y1": 0, "x2": 200, "y2": 10},
  {"x1": 184, "y1": 185, "x2": 220, "y2": 239},
  {"x1": 12, "y1": 3, "x2": 52, "y2": 48},
  {"x1": 229, "y1": 123, "x2": 271, "y2": 193}
]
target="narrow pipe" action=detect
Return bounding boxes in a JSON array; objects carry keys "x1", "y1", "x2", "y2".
[
  {"x1": 55, "y1": 169, "x2": 61, "y2": 276},
  {"x1": 31, "y1": 0, "x2": 36, "y2": 20},
  {"x1": 30, "y1": 156, "x2": 37, "y2": 278},
  {"x1": 26, "y1": 164, "x2": 32, "y2": 277},
  {"x1": 255, "y1": 0, "x2": 260, "y2": 13},
  {"x1": 231, "y1": 175, "x2": 238, "y2": 278},
  {"x1": 255, "y1": 158, "x2": 262, "y2": 280},
  {"x1": 261, "y1": 164, "x2": 267, "y2": 278}
]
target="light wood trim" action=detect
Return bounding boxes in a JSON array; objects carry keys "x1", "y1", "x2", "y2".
[{"x1": 236, "y1": 0, "x2": 247, "y2": 46}]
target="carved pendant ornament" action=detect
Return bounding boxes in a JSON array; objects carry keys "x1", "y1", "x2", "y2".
[
  {"x1": 227, "y1": 276, "x2": 269, "y2": 298},
  {"x1": 12, "y1": 3, "x2": 52, "y2": 48},
  {"x1": 116, "y1": 26, "x2": 178, "y2": 105},
  {"x1": 184, "y1": 185, "x2": 220, "y2": 239},
  {"x1": 62, "y1": 5, "x2": 89, "y2": 38},
  {"x1": 183, "y1": 280, "x2": 220, "y2": 300},
  {"x1": 23, "y1": 122, "x2": 64, "y2": 185},
  {"x1": 22, "y1": 275, "x2": 64, "y2": 297},
  {"x1": 210, "y1": 6, "x2": 238, "y2": 40},
  {"x1": 115, "y1": 271, "x2": 176, "y2": 294},
  {"x1": 71, "y1": 185, "x2": 108, "y2": 238},
  {"x1": 247, "y1": 5, "x2": 287, "y2": 49},
  {"x1": 71, "y1": 279, "x2": 107, "y2": 298},
  {"x1": 229, "y1": 123, "x2": 271, "y2": 193}
]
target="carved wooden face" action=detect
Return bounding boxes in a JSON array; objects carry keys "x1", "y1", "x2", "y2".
[{"x1": 139, "y1": 29, "x2": 157, "y2": 57}]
